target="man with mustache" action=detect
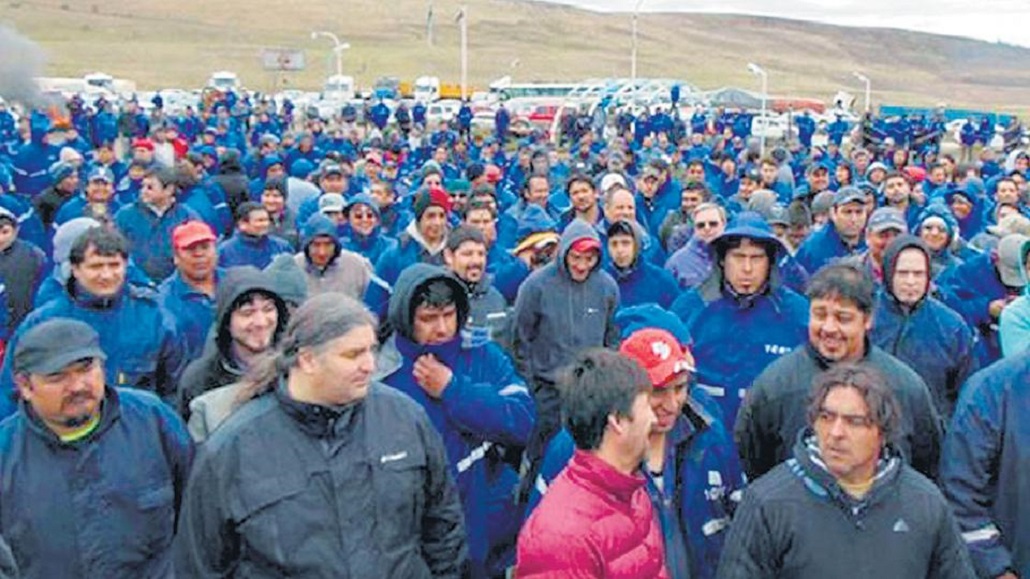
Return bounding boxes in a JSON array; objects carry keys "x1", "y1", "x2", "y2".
[{"x1": 0, "y1": 319, "x2": 193, "y2": 578}]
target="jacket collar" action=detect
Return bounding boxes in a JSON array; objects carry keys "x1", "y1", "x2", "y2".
[
  {"x1": 22, "y1": 386, "x2": 121, "y2": 448},
  {"x1": 275, "y1": 380, "x2": 359, "y2": 440},
  {"x1": 789, "y1": 429, "x2": 902, "y2": 509},
  {"x1": 567, "y1": 449, "x2": 647, "y2": 504},
  {"x1": 68, "y1": 280, "x2": 125, "y2": 310}
]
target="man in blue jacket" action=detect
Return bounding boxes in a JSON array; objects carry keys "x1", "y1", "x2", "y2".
[
  {"x1": 871, "y1": 236, "x2": 978, "y2": 421},
  {"x1": 795, "y1": 186, "x2": 869, "y2": 275},
  {"x1": 376, "y1": 264, "x2": 535, "y2": 578},
  {"x1": 0, "y1": 226, "x2": 187, "y2": 417},
  {"x1": 605, "y1": 220, "x2": 680, "y2": 310},
  {"x1": 114, "y1": 166, "x2": 199, "y2": 282},
  {"x1": 157, "y1": 221, "x2": 221, "y2": 362},
  {"x1": 217, "y1": 201, "x2": 293, "y2": 269},
  {"x1": 941, "y1": 350, "x2": 1030, "y2": 579},
  {"x1": 0, "y1": 319, "x2": 193, "y2": 578},
  {"x1": 671, "y1": 212, "x2": 809, "y2": 427}
]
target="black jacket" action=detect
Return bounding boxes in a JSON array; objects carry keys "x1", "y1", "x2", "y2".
[
  {"x1": 0, "y1": 238, "x2": 46, "y2": 334},
  {"x1": 173, "y1": 383, "x2": 468, "y2": 578},
  {"x1": 717, "y1": 431, "x2": 974, "y2": 579},
  {"x1": 735, "y1": 342, "x2": 943, "y2": 481},
  {"x1": 177, "y1": 267, "x2": 286, "y2": 417}
]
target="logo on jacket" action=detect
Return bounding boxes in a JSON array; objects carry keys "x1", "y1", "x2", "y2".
[
  {"x1": 764, "y1": 344, "x2": 793, "y2": 355},
  {"x1": 380, "y1": 451, "x2": 409, "y2": 464},
  {"x1": 892, "y1": 519, "x2": 910, "y2": 533}
]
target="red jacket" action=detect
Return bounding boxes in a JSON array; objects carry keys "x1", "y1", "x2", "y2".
[{"x1": 516, "y1": 449, "x2": 670, "y2": 578}]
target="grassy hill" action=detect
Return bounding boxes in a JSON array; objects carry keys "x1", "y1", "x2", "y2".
[{"x1": 5, "y1": 0, "x2": 1030, "y2": 114}]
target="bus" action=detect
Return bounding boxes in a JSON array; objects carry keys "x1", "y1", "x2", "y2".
[{"x1": 489, "y1": 76, "x2": 578, "y2": 101}]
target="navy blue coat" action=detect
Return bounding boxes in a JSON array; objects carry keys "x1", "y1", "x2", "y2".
[
  {"x1": 936, "y1": 250, "x2": 1013, "y2": 364},
  {"x1": 671, "y1": 268, "x2": 808, "y2": 428},
  {"x1": 794, "y1": 222, "x2": 866, "y2": 275},
  {"x1": 114, "y1": 201, "x2": 199, "y2": 282},
  {"x1": 0, "y1": 282, "x2": 187, "y2": 418},
  {"x1": 941, "y1": 351, "x2": 1030, "y2": 579},
  {"x1": 0, "y1": 387, "x2": 193, "y2": 578},
  {"x1": 377, "y1": 265, "x2": 534, "y2": 578},
  {"x1": 157, "y1": 269, "x2": 222, "y2": 362},
  {"x1": 217, "y1": 232, "x2": 293, "y2": 269}
]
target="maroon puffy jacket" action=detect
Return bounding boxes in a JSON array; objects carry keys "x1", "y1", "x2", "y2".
[{"x1": 516, "y1": 449, "x2": 670, "y2": 578}]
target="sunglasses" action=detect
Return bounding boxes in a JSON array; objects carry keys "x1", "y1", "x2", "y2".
[{"x1": 695, "y1": 221, "x2": 721, "y2": 230}]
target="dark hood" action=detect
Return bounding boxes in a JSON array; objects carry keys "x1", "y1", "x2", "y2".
[
  {"x1": 557, "y1": 218, "x2": 602, "y2": 280},
  {"x1": 386, "y1": 263, "x2": 469, "y2": 341},
  {"x1": 301, "y1": 214, "x2": 341, "y2": 261},
  {"x1": 214, "y1": 266, "x2": 288, "y2": 358},
  {"x1": 882, "y1": 234, "x2": 931, "y2": 301},
  {"x1": 218, "y1": 149, "x2": 244, "y2": 174}
]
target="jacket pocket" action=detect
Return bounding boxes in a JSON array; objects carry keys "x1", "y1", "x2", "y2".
[
  {"x1": 124, "y1": 483, "x2": 176, "y2": 557},
  {"x1": 235, "y1": 474, "x2": 311, "y2": 568},
  {"x1": 113, "y1": 355, "x2": 159, "y2": 391},
  {"x1": 373, "y1": 451, "x2": 428, "y2": 545}
]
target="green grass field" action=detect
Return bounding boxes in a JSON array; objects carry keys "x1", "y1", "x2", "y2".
[{"x1": 4, "y1": 0, "x2": 1029, "y2": 115}]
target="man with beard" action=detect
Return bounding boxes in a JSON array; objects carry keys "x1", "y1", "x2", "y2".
[
  {"x1": 177, "y1": 267, "x2": 287, "y2": 418},
  {"x1": 294, "y1": 214, "x2": 371, "y2": 300},
  {"x1": 0, "y1": 319, "x2": 193, "y2": 578},
  {"x1": 558, "y1": 174, "x2": 602, "y2": 230}
]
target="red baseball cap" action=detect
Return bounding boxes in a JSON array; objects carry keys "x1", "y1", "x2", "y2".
[
  {"x1": 569, "y1": 237, "x2": 601, "y2": 254},
  {"x1": 173, "y1": 221, "x2": 217, "y2": 250},
  {"x1": 619, "y1": 329, "x2": 695, "y2": 388},
  {"x1": 131, "y1": 137, "x2": 155, "y2": 152}
]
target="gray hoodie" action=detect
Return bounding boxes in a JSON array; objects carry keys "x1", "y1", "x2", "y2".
[{"x1": 512, "y1": 219, "x2": 620, "y2": 384}]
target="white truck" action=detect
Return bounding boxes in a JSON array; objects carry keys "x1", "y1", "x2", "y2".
[
  {"x1": 322, "y1": 75, "x2": 356, "y2": 101},
  {"x1": 206, "y1": 71, "x2": 241, "y2": 92},
  {"x1": 414, "y1": 76, "x2": 441, "y2": 103}
]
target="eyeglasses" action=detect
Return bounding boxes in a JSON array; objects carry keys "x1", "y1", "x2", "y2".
[
  {"x1": 816, "y1": 408, "x2": 874, "y2": 429},
  {"x1": 695, "y1": 221, "x2": 722, "y2": 230}
]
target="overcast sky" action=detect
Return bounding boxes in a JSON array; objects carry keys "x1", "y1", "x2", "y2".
[{"x1": 542, "y1": 0, "x2": 1030, "y2": 47}]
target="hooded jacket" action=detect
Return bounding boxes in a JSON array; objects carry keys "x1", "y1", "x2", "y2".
[
  {"x1": 605, "y1": 221, "x2": 680, "y2": 310},
  {"x1": 665, "y1": 236, "x2": 716, "y2": 289},
  {"x1": 10, "y1": 114, "x2": 57, "y2": 197},
  {"x1": 0, "y1": 279, "x2": 187, "y2": 418},
  {"x1": 915, "y1": 203, "x2": 963, "y2": 277},
  {"x1": 178, "y1": 175, "x2": 232, "y2": 238},
  {"x1": 177, "y1": 267, "x2": 287, "y2": 417},
  {"x1": 794, "y1": 216, "x2": 867, "y2": 276},
  {"x1": 717, "y1": 431, "x2": 974, "y2": 579},
  {"x1": 734, "y1": 341, "x2": 943, "y2": 483},
  {"x1": 173, "y1": 381, "x2": 468, "y2": 578},
  {"x1": 294, "y1": 214, "x2": 372, "y2": 300},
  {"x1": 998, "y1": 236, "x2": 1030, "y2": 357},
  {"x1": 670, "y1": 216, "x2": 809, "y2": 428},
  {"x1": 871, "y1": 236, "x2": 978, "y2": 420},
  {"x1": 517, "y1": 450, "x2": 671, "y2": 579},
  {"x1": 936, "y1": 239, "x2": 1023, "y2": 365},
  {"x1": 375, "y1": 264, "x2": 535, "y2": 578},
  {"x1": 0, "y1": 387, "x2": 194, "y2": 579},
  {"x1": 941, "y1": 350, "x2": 1030, "y2": 578},
  {"x1": 512, "y1": 219, "x2": 620, "y2": 384},
  {"x1": 210, "y1": 151, "x2": 250, "y2": 218}
]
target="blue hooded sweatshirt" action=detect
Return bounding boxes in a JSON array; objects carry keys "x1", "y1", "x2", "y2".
[
  {"x1": 605, "y1": 221, "x2": 680, "y2": 310},
  {"x1": 375, "y1": 264, "x2": 535, "y2": 578},
  {"x1": 871, "y1": 236, "x2": 978, "y2": 421},
  {"x1": 670, "y1": 213, "x2": 809, "y2": 427},
  {"x1": 217, "y1": 230, "x2": 293, "y2": 270}
]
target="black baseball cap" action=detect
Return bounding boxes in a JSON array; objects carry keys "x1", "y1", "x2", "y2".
[{"x1": 14, "y1": 319, "x2": 106, "y2": 375}]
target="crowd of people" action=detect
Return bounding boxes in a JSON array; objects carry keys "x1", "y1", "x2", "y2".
[{"x1": 0, "y1": 87, "x2": 1027, "y2": 578}]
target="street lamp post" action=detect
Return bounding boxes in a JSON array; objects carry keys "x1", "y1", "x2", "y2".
[
  {"x1": 310, "y1": 31, "x2": 350, "y2": 78},
  {"x1": 631, "y1": 0, "x2": 644, "y2": 107},
  {"x1": 853, "y1": 71, "x2": 871, "y2": 113},
  {"x1": 458, "y1": 5, "x2": 468, "y2": 101},
  {"x1": 747, "y1": 62, "x2": 768, "y2": 156}
]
